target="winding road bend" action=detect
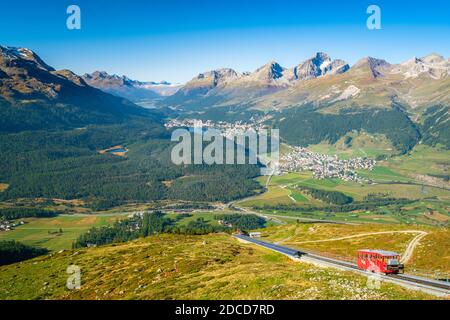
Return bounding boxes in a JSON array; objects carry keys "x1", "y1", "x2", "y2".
[{"x1": 276, "y1": 230, "x2": 428, "y2": 264}]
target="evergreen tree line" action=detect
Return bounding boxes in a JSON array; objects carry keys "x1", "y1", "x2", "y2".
[
  {"x1": 213, "y1": 213, "x2": 266, "y2": 230},
  {"x1": 0, "y1": 207, "x2": 58, "y2": 220},
  {"x1": 253, "y1": 198, "x2": 415, "y2": 213},
  {"x1": 294, "y1": 186, "x2": 353, "y2": 205},
  {"x1": 0, "y1": 240, "x2": 48, "y2": 266},
  {"x1": 73, "y1": 212, "x2": 265, "y2": 248},
  {"x1": 420, "y1": 105, "x2": 450, "y2": 149}
]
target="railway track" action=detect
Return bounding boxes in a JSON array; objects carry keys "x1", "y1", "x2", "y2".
[{"x1": 234, "y1": 234, "x2": 450, "y2": 296}]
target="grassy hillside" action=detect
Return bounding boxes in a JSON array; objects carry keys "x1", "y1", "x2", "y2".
[
  {"x1": 309, "y1": 132, "x2": 397, "y2": 159},
  {"x1": 0, "y1": 233, "x2": 435, "y2": 300},
  {"x1": 271, "y1": 105, "x2": 421, "y2": 154},
  {"x1": 386, "y1": 145, "x2": 450, "y2": 178},
  {"x1": 259, "y1": 224, "x2": 450, "y2": 274}
]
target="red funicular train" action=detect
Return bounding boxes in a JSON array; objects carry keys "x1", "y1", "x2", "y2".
[{"x1": 357, "y1": 250, "x2": 404, "y2": 274}]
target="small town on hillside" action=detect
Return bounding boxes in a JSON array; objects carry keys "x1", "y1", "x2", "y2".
[
  {"x1": 280, "y1": 147, "x2": 376, "y2": 182},
  {"x1": 165, "y1": 118, "x2": 268, "y2": 139}
]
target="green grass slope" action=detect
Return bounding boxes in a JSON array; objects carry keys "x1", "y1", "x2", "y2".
[{"x1": 0, "y1": 234, "x2": 436, "y2": 300}]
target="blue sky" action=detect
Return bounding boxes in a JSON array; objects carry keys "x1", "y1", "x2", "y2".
[{"x1": 1, "y1": 0, "x2": 449, "y2": 83}]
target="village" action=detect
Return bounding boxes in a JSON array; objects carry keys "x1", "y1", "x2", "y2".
[
  {"x1": 0, "y1": 219, "x2": 24, "y2": 232},
  {"x1": 279, "y1": 147, "x2": 376, "y2": 182},
  {"x1": 165, "y1": 118, "x2": 267, "y2": 139}
]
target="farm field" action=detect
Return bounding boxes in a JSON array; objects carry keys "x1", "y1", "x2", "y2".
[
  {"x1": 292, "y1": 177, "x2": 448, "y2": 201},
  {"x1": 385, "y1": 145, "x2": 450, "y2": 177},
  {"x1": 0, "y1": 214, "x2": 126, "y2": 251},
  {"x1": 356, "y1": 166, "x2": 413, "y2": 183},
  {"x1": 0, "y1": 233, "x2": 435, "y2": 300},
  {"x1": 237, "y1": 160, "x2": 450, "y2": 226},
  {"x1": 251, "y1": 170, "x2": 448, "y2": 203},
  {"x1": 239, "y1": 185, "x2": 295, "y2": 207},
  {"x1": 253, "y1": 198, "x2": 450, "y2": 226}
]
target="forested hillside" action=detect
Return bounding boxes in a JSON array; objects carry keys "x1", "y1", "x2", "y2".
[
  {"x1": 0, "y1": 121, "x2": 261, "y2": 209},
  {"x1": 272, "y1": 105, "x2": 421, "y2": 154},
  {"x1": 0, "y1": 46, "x2": 262, "y2": 209}
]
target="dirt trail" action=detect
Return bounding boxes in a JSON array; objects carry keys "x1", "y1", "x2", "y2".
[{"x1": 400, "y1": 231, "x2": 428, "y2": 264}]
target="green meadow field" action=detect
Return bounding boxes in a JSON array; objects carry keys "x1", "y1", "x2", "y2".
[{"x1": 0, "y1": 214, "x2": 126, "y2": 251}]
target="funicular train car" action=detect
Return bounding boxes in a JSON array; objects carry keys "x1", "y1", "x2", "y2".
[{"x1": 357, "y1": 250, "x2": 404, "y2": 274}]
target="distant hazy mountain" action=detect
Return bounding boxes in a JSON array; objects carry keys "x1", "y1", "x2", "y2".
[
  {"x1": 82, "y1": 71, "x2": 181, "y2": 103},
  {"x1": 138, "y1": 81, "x2": 182, "y2": 97},
  {"x1": 0, "y1": 46, "x2": 161, "y2": 132}
]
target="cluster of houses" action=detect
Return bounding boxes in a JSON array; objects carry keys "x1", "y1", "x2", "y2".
[
  {"x1": 280, "y1": 147, "x2": 376, "y2": 182},
  {"x1": 165, "y1": 118, "x2": 267, "y2": 139},
  {"x1": 0, "y1": 219, "x2": 24, "y2": 232},
  {"x1": 165, "y1": 119, "x2": 376, "y2": 183},
  {"x1": 165, "y1": 118, "x2": 215, "y2": 129}
]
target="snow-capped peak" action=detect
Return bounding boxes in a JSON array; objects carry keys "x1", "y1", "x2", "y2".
[
  {"x1": 394, "y1": 53, "x2": 449, "y2": 79},
  {"x1": 0, "y1": 45, "x2": 55, "y2": 71},
  {"x1": 294, "y1": 52, "x2": 349, "y2": 80}
]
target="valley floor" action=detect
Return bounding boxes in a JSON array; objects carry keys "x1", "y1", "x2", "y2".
[{"x1": 0, "y1": 145, "x2": 448, "y2": 300}]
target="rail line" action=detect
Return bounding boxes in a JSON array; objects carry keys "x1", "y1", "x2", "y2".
[{"x1": 234, "y1": 234, "x2": 450, "y2": 296}]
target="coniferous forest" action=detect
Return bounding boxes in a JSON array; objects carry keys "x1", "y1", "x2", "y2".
[{"x1": 0, "y1": 120, "x2": 261, "y2": 209}]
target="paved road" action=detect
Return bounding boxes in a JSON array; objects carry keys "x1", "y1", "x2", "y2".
[
  {"x1": 234, "y1": 234, "x2": 450, "y2": 296},
  {"x1": 235, "y1": 234, "x2": 302, "y2": 257},
  {"x1": 278, "y1": 230, "x2": 428, "y2": 263}
]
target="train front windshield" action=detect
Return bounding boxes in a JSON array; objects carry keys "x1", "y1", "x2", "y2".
[{"x1": 386, "y1": 256, "x2": 400, "y2": 265}]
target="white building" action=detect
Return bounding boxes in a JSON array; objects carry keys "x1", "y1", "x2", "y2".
[{"x1": 249, "y1": 232, "x2": 262, "y2": 238}]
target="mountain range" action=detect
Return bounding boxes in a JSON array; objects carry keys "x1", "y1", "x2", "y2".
[
  {"x1": 162, "y1": 52, "x2": 352, "y2": 108},
  {"x1": 82, "y1": 71, "x2": 182, "y2": 103},
  {"x1": 0, "y1": 45, "x2": 262, "y2": 209},
  {"x1": 0, "y1": 45, "x2": 448, "y2": 151},
  {"x1": 159, "y1": 51, "x2": 449, "y2": 151},
  {"x1": 0, "y1": 45, "x2": 163, "y2": 132},
  {"x1": 161, "y1": 52, "x2": 449, "y2": 112}
]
